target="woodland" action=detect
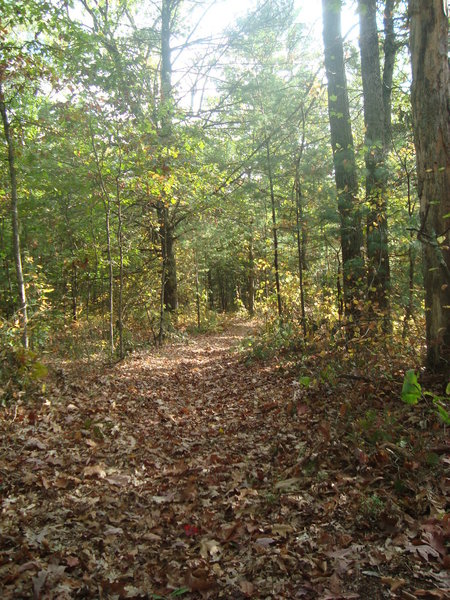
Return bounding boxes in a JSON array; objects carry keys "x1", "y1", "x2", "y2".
[{"x1": 0, "y1": 0, "x2": 449, "y2": 598}]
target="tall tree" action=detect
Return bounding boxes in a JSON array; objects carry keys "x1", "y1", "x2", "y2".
[
  {"x1": 382, "y1": 0, "x2": 398, "y2": 148},
  {"x1": 0, "y1": 82, "x2": 28, "y2": 348},
  {"x1": 322, "y1": 0, "x2": 364, "y2": 324},
  {"x1": 358, "y1": 0, "x2": 391, "y2": 325},
  {"x1": 157, "y1": 0, "x2": 180, "y2": 316},
  {"x1": 409, "y1": 0, "x2": 450, "y2": 370}
]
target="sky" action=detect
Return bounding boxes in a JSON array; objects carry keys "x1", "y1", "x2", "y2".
[
  {"x1": 174, "y1": 0, "x2": 359, "y2": 111},
  {"x1": 191, "y1": 0, "x2": 359, "y2": 41}
]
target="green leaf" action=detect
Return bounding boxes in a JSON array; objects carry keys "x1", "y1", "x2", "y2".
[
  {"x1": 171, "y1": 589, "x2": 190, "y2": 597},
  {"x1": 401, "y1": 370, "x2": 421, "y2": 405},
  {"x1": 434, "y1": 401, "x2": 450, "y2": 425},
  {"x1": 298, "y1": 376, "x2": 310, "y2": 387},
  {"x1": 446, "y1": 382, "x2": 450, "y2": 396}
]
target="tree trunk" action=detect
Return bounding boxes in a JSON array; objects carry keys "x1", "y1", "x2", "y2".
[
  {"x1": 157, "y1": 203, "x2": 178, "y2": 312},
  {"x1": 382, "y1": 0, "x2": 397, "y2": 149},
  {"x1": 410, "y1": 0, "x2": 450, "y2": 370},
  {"x1": 403, "y1": 169, "x2": 416, "y2": 339},
  {"x1": 105, "y1": 203, "x2": 114, "y2": 355},
  {"x1": 295, "y1": 179, "x2": 307, "y2": 337},
  {"x1": 322, "y1": 0, "x2": 364, "y2": 324},
  {"x1": 195, "y1": 254, "x2": 201, "y2": 329},
  {"x1": 207, "y1": 269, "x2": 214, "y2": 309},
  {"x1": 158, "y1": 0, "x2": 178, "y2": 315},
  {"x1": 116, "y1": 172, "x2": 124, "y2": 359},
  {"x1": 265, "y1": 139, "x2": 283, "y2": 320},
  {"x1": 359, "y1": 0, "x2": 391, "y2": 326},
  {"x1": 71, "y1": 262, "x2": 78, "y2": 321},
  {"x1": 247, "y1": 233, "x2": 255, "y2": 316},
  {"x1": 0, "y1": 82, "x2": 28, "y2": 348}
]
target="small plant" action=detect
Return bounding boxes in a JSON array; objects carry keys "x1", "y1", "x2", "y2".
[
  {"x1": 360, "y1": 493, "x2": 385, "y2": 520},
  {"x1": 401, "y1": 370, "x2": 450, "y2": 425},
  {"x1": 358, "y1": 409, "x2": 394, "y2": 444}
]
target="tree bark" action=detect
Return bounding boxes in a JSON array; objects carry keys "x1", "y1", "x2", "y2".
[
  {"x1": 265, "y1": 139, "x2": 283, "y2": 320},
  {"x1": 247, "y1": 232, "x2": 255, "y2": 316},
  {"x1": 358, "y1": 0, "x2": 391, "y2": 325},
  {"x1": 158, "y1": 0, "x2": 178, "y2": 314},
  {"x1": 116, "y1": 169, "x2": 124, "y2": 360},
  {"x1": 0, "y1": 82, "x2": 28, "y2": 348},
  {"x1": 410, "y1": 0, "x2": 450, "y2": 370},
  {"x1": 322, "y1": 0, "x2": 364, "y2": 324},
  {"x1": 382, "y1": 0, "x2": 398, "y2": 149}
]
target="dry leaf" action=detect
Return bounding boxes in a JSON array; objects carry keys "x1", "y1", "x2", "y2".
[{"x1": 83, "y1": 464, "x2": 106, "y2": 478}]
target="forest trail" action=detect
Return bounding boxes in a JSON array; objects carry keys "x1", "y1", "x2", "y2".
[{"x1": 1, "y1": 321, "x2": 449, "y2": 599}]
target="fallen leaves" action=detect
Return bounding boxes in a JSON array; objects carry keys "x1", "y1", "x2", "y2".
[{"x1": 0, "y1": 322, "x2": 448, "y2": 598}]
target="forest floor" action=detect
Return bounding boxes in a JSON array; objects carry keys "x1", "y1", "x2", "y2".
[{"x1": 0, "y1": 320, "x2": 449, "y2": 599}]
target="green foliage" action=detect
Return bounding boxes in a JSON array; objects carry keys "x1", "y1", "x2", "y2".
[
  {"x1": 401, "y1": 369, "x2": 421, "y2": 405},
  {"x1": 401, "y1": 370, "x2": 450, "y2": 425},
  {"x1": 241, "y1": 320, "x2": 303, "y2": 361},
  {"x1": 358, "y1": 408, "x2": 396, "y2": 444},
  {"x1": 0, "y1": 318, "x2": 47, "y2": 405},
  {"x1": 0, "y1": 0, "x2": 431, "y2": 372}
]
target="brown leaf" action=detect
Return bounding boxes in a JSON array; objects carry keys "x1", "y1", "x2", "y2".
[
  {"x1": 66, "y1": 556, "x2": 80, "y2": 568},
  {"x1": 406, "y1": 543, "x2": 440, "y2": 561},
  {"x1": 185, "y1": 569, "x2": 216, "y2": 592},
  {"x1": 32, "y1": 570, "x2": 48, "y2": 599},
  {"x1": 380, "y1": 576, "x2": 406, "y2": 592},
  {"x1": 239, "y1": 580, "x2": 255, "y2": 597},
  {"x1": 83, "y1": 464, "x2": 106, "y2": 478},
  {"x1": 255, "y1": 537, "x2": 276, "y2": 546},
  {"x1": 25, "y1": 438, "x2": 47, "y2": 451}
]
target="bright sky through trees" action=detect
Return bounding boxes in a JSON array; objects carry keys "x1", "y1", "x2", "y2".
[
  {"x1": 175, "y1": 0, "x2": 359, "y2": 110},
  {"x1": 189, "y1": 0, "x2": 358, "y2": 40}
]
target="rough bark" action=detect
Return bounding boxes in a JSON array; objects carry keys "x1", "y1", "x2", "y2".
[
  {"x1": 158, "y1": 0, "x2": 178, "y2": 314},
  {"x1": 410, "y1": 0, "x2": 450, "y2": 370},
  {"x1": 322, "y1": 0, "x2": 364, "y2": 323},
  {"x1": 359, "y1": 0, "x2": 391, "y2": 324},
  {"x1": 0, "y1": 82, "x2": 28, "y2": 348}
]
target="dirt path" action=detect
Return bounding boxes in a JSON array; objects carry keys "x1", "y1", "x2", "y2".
[{"x1": 1, "y1": 322, "x2": 448, "y2": 599}]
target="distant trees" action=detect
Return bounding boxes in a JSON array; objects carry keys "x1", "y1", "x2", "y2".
[{"x1": 409, "y1": 0, "x2": 449, "y2": 370}]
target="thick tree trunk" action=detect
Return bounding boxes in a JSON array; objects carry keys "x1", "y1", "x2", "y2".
[
  {"x1": 158, "y1": 0, "x2": 178, "y2": 314},
  {"x1": 359, "y1": 0, "x2": 391, "y2": 325},
  {"x1": 410, "y1": 0, "x2": 450, "y2": 370},
  {"x1": 322, "y1": 0, "x2": 364, "y2": 324},
  {"x1": 157, "y1": 203, "x2": 178, "y2": 312},
  {"x1": 0, "y1": 83, "x2": 28, "y2": 348}
]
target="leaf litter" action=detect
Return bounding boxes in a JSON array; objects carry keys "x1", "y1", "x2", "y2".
[{"x1": 0, "y1": 322, "x2": 448, "y2": 599}]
